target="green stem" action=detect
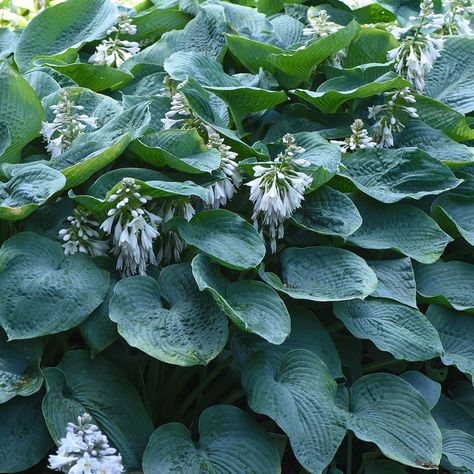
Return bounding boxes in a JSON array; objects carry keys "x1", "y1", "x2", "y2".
[{"x1": 346, "y1": 431, "x2": 353, "y2": 474}]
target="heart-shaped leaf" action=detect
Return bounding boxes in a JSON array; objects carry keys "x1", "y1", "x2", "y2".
[
  {"x1": 0, "y1": 232, "x2": 109, "y2": 339},
  {"x1": 192, "y1": 254, "x2": 290, "y2": 344},
  {"x1": 173, "y1": 209, "x2": 266, "y2": 270},
  {"x1": 0, "y1": 329, "x2": 43, "y2": 403},
  {"x1": 349, "y1": 195, "x2": 452, "y2": 264},
  {"x1": 109, "y1": 263, "x2": 228, "y2": 366},
  {"x1": 414, "y1": 260, "x2": 474, "y2": 312},
  {"x1": 142, "y1": 405, "x2": 281, "y2": 474},
  {"x1": 42, "y1": 350, "x2": 153, "y2": 470},
  {"x1": 260, "y1": 246, "x2": 377, "y2": 302},
  {"x1": 0, "y1": 391, "x2": 53, "y2": 473},
  {"x1": 333, "y1": 298, "x2": 443, "y2": 361}
]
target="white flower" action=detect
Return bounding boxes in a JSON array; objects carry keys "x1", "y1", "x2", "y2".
[
  {"x1": 107, "y1": 12, "x2": 137, "y2": 36},
  {"x1": 41, "y1": 90, "x2": 98, "y2": 158},
  {"x1": 204, "y1": 133, "x2": 241, "y2": 208},
  {"x1": 101, "y1": 177, "x2": 161, "y2": 276},
  {"x1": 246, "y1": 134, "x2": 312, "y2": 253},
  {"x1": 155, "y1": 200, "x2": 195, "y2": 266},
  {"x1": 331, "y1": 119, "x2": 376, "y2": 153},
  {"x1": 387, "y1": 35, "x2": 443, "y2": 91},
  {"x1": 443, "y1": 0, "x2": 474, "y2": 35},
  {"x1": 303, "y1": 9, "x2": 342, "y2": 37},
  {"x1": 58, "y1": 207, "x2": 109, "y2": 257},
  {"x1": 368, "y1": 88, "x2": 418, "y2": 148},
  {"x1": 89, "y1": 39, "x2": 140, "y2": 68},
  {"x1": 161, "y1": 92, "x2": 191, "y2": 129},
  {"x1": 48, "y1": 413, "x2": 124, "y2": 474}
]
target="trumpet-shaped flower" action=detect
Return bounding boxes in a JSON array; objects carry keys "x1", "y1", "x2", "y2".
[
  {"x1": 89, "y1": 38, "x2": 140, "y2": 68},
  {"x1": 41, "y1": 90, "x2": 98, "y2": 158},
  {"x1": 101, "y1": 177, "x2": 161, "y2": 276},
  {"x1": 205, "y1": 133, "x2": 241, "y2": 208},
  {"x1": 58, "y1": 207, "x2": 109, "y2": 257},
  {"x1": 48, "y1": 413, "x2": 124, "y2": 474},
  {"x1": 303, "y1": 9, "x2": 342, "y2": 37},
  {"x1": 246, "y1": 134, "x2": 312, "y2": 253},
  {"x1": 331, "y1": 119, "x2": 376, "y2": 153}
]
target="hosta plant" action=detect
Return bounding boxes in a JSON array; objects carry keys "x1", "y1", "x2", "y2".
[{"x1": 1, "y1": 0, "x2": 474, "y2": 472}]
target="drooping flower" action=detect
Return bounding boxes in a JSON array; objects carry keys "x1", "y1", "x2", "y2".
[
  {"x1": 368, "y1": 88, "x2": 418, "y2": 148},
  {"x1": 204, "y1": 132, "x2": 241, "y2": 208},
  {"x1": 331, "y1": 119, "x2": 376, "y2": 153},
  {"x1": 48, "y1": 413, "x2": 124, "y2": 474},
  {"x1": 89, "y1": 11, "x2": 140, "y2": 67},
  {"x1": 58, "y1": 207, "x2": 109, "y2": 257},
  {"x1": 442, "y1": 0, "x2": 474, "y2": 35},
  {"x1": 41, "y1": 90, "x2": 98, "y2": 158},
  {"x1": 101, "y1": 177, "x2": 161, "y2": 276},
  {"x1": 89, "y1": 38, "x2": 140, "y2": 68},
  {"x1": 107, "y1": 12, "x2": 137, "y2": 35},
  {"x1": 303, "y1": 9, "x2": 342, "y2": 37},
  {"x1": 155, "y1": 199, "x2": 195, "y2": 266},
  {"x1": 387, "y1": 35, "x2": 443, "y2": 91},
  {"x1": 161, "y1": 91, "x2": 192, "y2": 129},
  {"x1": 246, "y1": 134, "x2": 312, "y2": 253}
]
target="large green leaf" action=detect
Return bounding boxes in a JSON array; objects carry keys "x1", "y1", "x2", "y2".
[
  {"x1": 347, "y1": 373, "x2": 442, "y2": 468},
  {"x1": 292, "y1": 185, "x2": 362, "y2": 238},
  {"x1": 242, "y1": 349, "x2": 348, "y2": 473},
  {"x1": 374, "y1": 0, "x2": 421, "y2": 25},
  {"x1": 243, "y1": 349, "x2": 442, "y2": 472},
  {"x1": 15, "y1": 0, "x2": 118, "y2": 72},
  {"x1": 338, "y1": 147, "x2": 461, "y2": 203},
  {"x1": 47, "y1": 62, "x2": 133, "y2": 92},
  {"x1": 0, "y1": 163, "x2": 65, "y2": 220},
  {"x1": 414, "y1": 260, "x2": 474, "y2": 312},
  {"x1": 142, "y1": 405, "x2": 281, "y2": 474},
  {"x1": 109, "y1": 263, "x2": 228, "y2": 366},
  {"x1": 414, "y1": 94, "x2": 474, "y2": 141},
  {"x1": 292, "y1": 70, "x2": 409, "y2": 114},
  {"x1": 427, "y1": 304, "x2": 474, "y2": 381},
  {"x1": 231, "y1": 303, "x2": 343, "y2": 379},
  {"x1": 333, "y1": 298, "x2": 443, "y2": 361},
  {"x1": 400, "y1": 371, "x2": 441, "y2": 410},
  {"x1": 0, "y1": 232, "x2": 109, "y2": 339},
  {"x1": 260, "y1": 246, "x2": 377, "y2": 302},
  {"x1": 226, "y1": 21, "x2": 360, "y2": 88},
  {"x1": 130, "y1": 128, "x2": 222, "y2": 174},
  {"x1": 0, "y1": 62, "x2": 45, "y2": 162},
  {"x1": 342, "y1": 28, "x2": 398, "y2": 67},
  {"x1": 395, "y1": 121, "x2": 474, "y2": 167},
  {"x1": 441, "y1": 429, "x2": 474, "y2": 473},
  {"x1": 367, "y1": 258, "x2": 417, "y2": 308},
  {"x1": 431, "y1": 193, "x2": 474, "y2": 246},
  {"x1": 0, "y1": 391, "x2": 53, "y2": 473},
  {"x1": 349, "y1": 195, "x2": 452, "y2": 264},
  {"x1": 192, "y1": 254, "x2": 290, "y2": 344},
  {"x1": 173, "y1": 209, "x2": 266, "y2": 270},
  {"x1": 424, "y1": 37, "x2": 474, "y2": 114},
  {"x1": 0, "y1": 329, "x2": 43, "y2": 403},
  {"x1": 42, "y1": 350, "x2": 153, "y2": 470}
]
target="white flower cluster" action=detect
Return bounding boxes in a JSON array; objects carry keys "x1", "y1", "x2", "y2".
[
  {"x1": 368, "y1": 88, "x2": 418, "y2": 148},
  {"x1": 41, "y1": 90, "x2": 98, "y2": 158},
  {"x1": 59, "y1": 207, "x2": 109, "y2": 257},
  {"x1": 331, "y1": 119, "x2": 376, "y2": 153},
  {"x1": 303, "y1": 9, "x2": 342, "y2": 37},
  {"x1": 205, "y1": 133, "x2": 242, "y2": 208},
  {"x1": 161, "y1": 92, "x2": 191, "y2": 129},
  {"x1": 101, "y1": 177, "x2": 161, "y2": 276},
  {"x1": 247, "y1": 134, "x2": 312, "y2": 253},
  {"x1": 48, "y1": 413, "x2": 124, "y2": 474},
  {"x1": 442, "y1": 0, "x2": 474, "y2": 35},
  {"x1": 89, "y1": 12, "x2": 140, "y2": 68},
  {"x1": 387, "y1": 34, "x2": 443, "y2": 92},
  {"x1": 155, "y1": 200, "x2": 195, "y2": 265}
]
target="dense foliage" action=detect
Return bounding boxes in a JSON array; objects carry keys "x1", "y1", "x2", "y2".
[{"x1": 0, "y1": 0, "x2": 474, "y2": 472}]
